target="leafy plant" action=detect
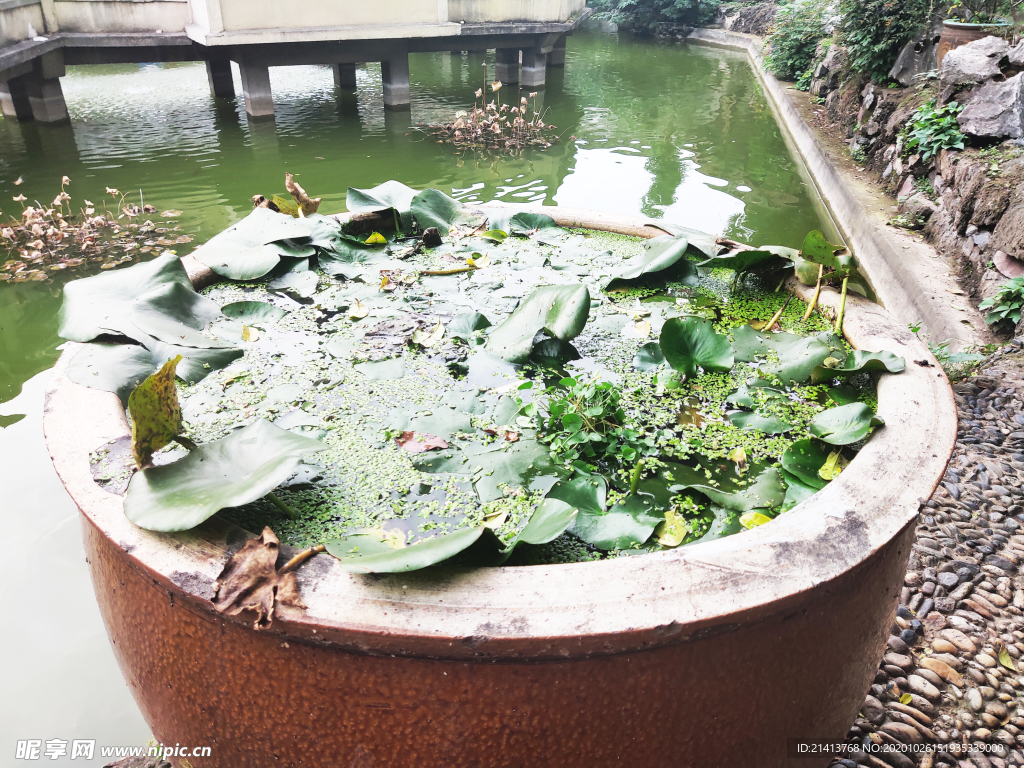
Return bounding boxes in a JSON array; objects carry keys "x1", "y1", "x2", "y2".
[
  {"x1": 605, "y1": 232, "x2": 701, "y2": 291},
  {"x1": 979, "y1": 277, "x2": 1024, "y2": 329},
  {"x1": 515, "y1": 376, "x2": 655, "y2": 470},
  {"x1": 590, "y1": 0, "x2": 722, "y2": 34},
  {"x1": 486, "y1": 283, "x2": 591, "y2": 363},
  {"x1": 905, "y1": 101, "x2": 966, "y2": 162},
  {"x1": 840, "y1": 0, "x2": 932, "y2": 81},
  {"x1": 764, "y1": 0, "x2": 839, "y2": 81},
  {"x1": 949, "y1": 0, "x2": 1023, "y2": 23}
]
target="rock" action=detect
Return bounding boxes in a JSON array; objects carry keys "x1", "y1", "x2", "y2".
[
  {"x1": 881, "y1": 721, "x2": 924, "y2": 744},
  {"x1": 901, "y1": 627, "x2": 920, "y2": 645},
  {"x1": 915, "y1": 667, "x2": 945, "y2": 687},
  {"x1": 922, "y1": 657, "x2": 965, "y2": 686},
  {"x1": 886, "y1": 652, "x2": 915, "y2": 670},
  {"x1": 899, "y1": 192, "x2": 939, "y2": 226},
  {"x1": 933, "y1": 639, "x2": 960, "y2": 654},
  {"x1": 720, "y1": 2, "x2": 777, "y2": 36},
  {"x1": 939, "y1": 571, "x2": 961, "y2": 588},
  {"x1": 863, "y1": 694, "x2": 886, "y2": 724},
  {"x1": 970, "y1": 687, "x2": 986, "y2": 711},
  {"x1": 978, "y1": 652, "x2": 999, "y2": 668},
  {"x1": 889, "y1": 634, "x2": 911, "y2": 654},
  {"x1": 908, "y1": 674, "x2": 942, "y2": 700},
  {"x1": 940, "y1": 627, "x2": 977, "y2": 652},
  {"x1": 421, "y1": 227, "x2": 443, "y2": 247},
  {"x1": 890, "y1": 19, "x2": 943, "y2": 87},
  {"x1": 1011, "y1": 40, "x2": 1024, "y2": 68},
  {"x1": 959, "y1": 73, "x2": 1024, "y2": 141},
  {"x1": 940, "y1": 35, "x2": 1010, "y2": 104},
  {"x1": 988, "y1": 700, "x2": 1009, "y2": 718}
]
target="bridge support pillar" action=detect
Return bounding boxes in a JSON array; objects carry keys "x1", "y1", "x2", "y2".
[
  {"x1": 21, "y1": 51, "x2": 69, "y2": 123},
  {"x1": 238, "y1": 62, "x2": 274, "y2": 119},
  {"x1": 548, "y1": 36, "x2": 567, "y2": 67},
  {"x1": 381, "y1": 53, "x2": 410, "y2": 110},
  {"x1": 206, "y1": 59, "x2": 235, "y2": 99},
  {"x1": 332, "y1": 63, "x2": 357, "y2": 89},
  {"x1": 494, "y1": 48, "x2": 519, "y2": 85},
  {"x1": 0, "y1": 77, "x2": 33, "y2": 121},
  {"x1": 521, "y1": 48, "x2": 547, "y2": 88}
]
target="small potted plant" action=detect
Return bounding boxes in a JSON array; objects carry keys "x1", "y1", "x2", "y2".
[{"x1": 939, "y1": 0, "x2": 1017, "y2": 64}]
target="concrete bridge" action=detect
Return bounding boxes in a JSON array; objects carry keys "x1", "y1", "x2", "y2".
[{"x1": 0, "y1": 0, "x2": 588, "y2": 122}]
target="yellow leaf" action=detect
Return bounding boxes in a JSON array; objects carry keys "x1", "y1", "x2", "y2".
[
  {"x1": 411, "y1": 319, "x2": 445, "y2": 348},
  {"x1": 633, "y1": 320, "x2": 651, "y2": 338},
  {"x1": 900, "y1": 693, "x2": 913, "y2": 705},
  {"x1": 484, "y1": 511, "x2": 508, "y2": 529},
  {"x1": 128, "y1": 355, "x2": 183, "y2": 469},
  {"x1": 349, "y1": 299, "x2": 369, "y2": 319},
  {"x1": 999, "y1": 646, "x2": 1017, "y2": 671},
  {"x1": 739, "y1": 511, "x2": 772, "y2": 529},
  {"x1": 655, "y1": 507, "x2": 688, "y2": 548},
  {"x1": 818, "y1": 450, "x2": 848, "y2": 481},
  {"x1": 467, "y1": 252, "x2": 490, "y2": 269},
  {"x1": 728, "y1": 446, "x2": 748, "y2": 475},
  {"x1": 365, "y1": 231, "x2": 387, "y2": 244},
  {"x1": 242, "y1": 325, "x2": 259, "y2": 342}
]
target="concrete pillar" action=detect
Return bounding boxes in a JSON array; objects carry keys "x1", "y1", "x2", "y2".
[
  {"x1": 0, "y1": 77, "x2": 33, "y2": 121},
  {"x1": 332, "y1": 63, "x2": 357, "y2": 89},
  {"x1": 206, "y1": 59, "x2": 235, "y2": 99},
  {"x1": 494, "y1": 48, "x2": 519, "y2": 85},
  {"x1": 548, "y1": 36, "x2": 567, "y2": 67},
  {"x1": 381, "y1": 53, "x2": 410, "y2": 110},
  {"x1": 238, "y1": 62, "x2": 274, "y2": 119},
  {"x1": 23, "y1": 74, "x2": 68, "y2": 123},
  {"x1": 521, "y1": 48, "x2": 547, "y2": 88}
]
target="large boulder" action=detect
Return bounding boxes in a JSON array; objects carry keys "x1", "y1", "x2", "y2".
[
  {"x1": 811, "y1": 44, "x2": 847, "y2": 99},
  {"x1": 959, "y1": 72, "x2": 1024, "y2": 140},
  {"x1": 939, "y1": 36, "x2": 1009, "y2": 104},
  {"x1": 720, "y1": 2, "x2": 777, "y2": 36},
  {"x1": 1011, "y1": 40, "x2": 1024, "y2": 68},
  {"x1": 889, "y1": 16, "x2": 944, "y2": 87}
]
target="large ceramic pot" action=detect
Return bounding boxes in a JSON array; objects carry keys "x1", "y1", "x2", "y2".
[
  {"x1": 937, "y1": 19, "x2": 1012, "y2": 65},
  {"x1": 43, "y1": 206, "x2": 956, "y2": 768}
]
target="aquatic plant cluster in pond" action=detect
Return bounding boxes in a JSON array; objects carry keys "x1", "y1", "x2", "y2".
[{"x1": 64, "y1": 180, "x2": 906, "y2": 573}]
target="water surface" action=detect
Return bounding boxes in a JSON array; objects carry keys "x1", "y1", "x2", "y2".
[{"x1": 0, "y1": 31, "x2": 827, "y2": 761}]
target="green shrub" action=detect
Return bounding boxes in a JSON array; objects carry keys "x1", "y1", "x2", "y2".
[
  {"x1": 979, "y1": 277, "x2": 1024, "y2": 330},
  {"x1": 840, "y1": 0, "x2": 932, "y2": 82},
  {"x1": 764, "y1": 0, "x2": 838, "y2": 81},
  {"x1": 591, "y1": 0, "x2": 722, "y2": 33},
  {"x1": 904, "y1": 101, "x2": 965, "y2": 161}
]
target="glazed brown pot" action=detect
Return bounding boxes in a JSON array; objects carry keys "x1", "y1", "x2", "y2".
[
  {"x1": 43, "y1": 206, "x2": 956, "y2": 768},
  {"x1": 937, "y1": 20, "x2": 1012, "y2": 65}
]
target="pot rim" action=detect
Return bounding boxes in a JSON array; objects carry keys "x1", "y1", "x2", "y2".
[
  {"x1": 942, "y1": 19, "x2": 1012, "y2": 28},
  {"x1": 43, "y1": 204, "x2": 957, "y2": 662}
]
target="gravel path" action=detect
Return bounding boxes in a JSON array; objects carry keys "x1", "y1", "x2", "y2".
[{"x1": 832, "y1": 340, "x2": 1024, "y2": 768}]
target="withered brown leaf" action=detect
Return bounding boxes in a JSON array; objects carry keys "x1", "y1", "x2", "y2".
[{"x1": 212, "y1": 527, "x2": 307, "y2": 629}]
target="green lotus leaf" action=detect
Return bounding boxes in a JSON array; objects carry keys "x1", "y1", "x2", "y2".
[
  {"x1": 192, "y1": 208, "x2": 315, "y2": 280},
  {"x1": 827, "y1": 384, "x2": 860, "y2": 406},
  {"x1": 698, "y1": 249, "x2": 788, "y2": 276},
  {"x1": 547, "y1": 474, "x2": 607, "y2": 515},
  {"x1": 409, "y1": 188, "x2": 484, "y2": 235},
  {"x1": 514, "y1": 492, "x2": 580, "y2": 546},
  {"x1": 659, "y1": 316, "x2": 734, "y2": 378},
  {"x1": 123, "y1": 419, "x2": 326, "y2": 532},
  {"x1": 801, "y1": 230, "x2": 847, "y2": 268},
  {"x1": 326, "y1": 527, "x2": 491, "y2": 573},
  {"x1": 780, "y1": 439, "x2": 830, "y2": 490},
  {"x1": 128, "y1": 355, "x2": 183, "y2": 468},
  {"x1": 58, "y1": 253, "x2": 193, "y2": 343},
  {"x1": 448, "y1": 311, "x2": 492, "y2": 343},
  {"x1": 810, "y1": 350, "x2": 906, "y2": 384},
  {"x1": 128, "y1": 283, "x2": 236, "y2": 350},
  {"x1": 808, "y1": 403, "x2": 884, "y2": 445},
  {"x1": 732, "y1": 325, "x2": 844, "y2": 385},
  {"x1": 302, "y1": 213, "x2": 347, "y2": 250},
  {"x1": 471, "y1": 438, "x2": 570, "y2": 503},
  {"x1": 268, "y1": 270, "x2": 319, "y2": 300},
  {"x1": 570, "y1": 491, "x2": 662, "y2": 550},
  {"x1": 66, "y1": 342, "x2": 163, "y2": 407},
  {"x1": 221, "y1": 301, "x2": 287, "y2": 324},
  {"x1": 648, "y1": 223, "x2": 720, "y2": 259},
  {"x1": 781, "y1": 469, "x2": 820, "y2": 511},
  {"x1": 689, "y1": 505, "x2": 744, "y2": 543},
  {"x1": 605, "y1": 234, "x2": 699, "y2": 291},
  {"x1": 664, "y1": 459, "x2": 786, "y2": 512},
  {"x1": 727, "y1": 411, "x2": 794, "y2": 434},
  {"x1": 346, "y1": 180, "x2": 418, "y2": 229},
  {"x1": 633, "y1": 341, "x2": 666, "y2": 371},
  {"x1": 792, "y1": 252, "x2": 823, "y2": 286},
  {"x1": 486, "y1": 284, "x2": 590, "y2": 363},
  {"x1": 725, "y1": 383, "x2": 786, "y2": 409},
  {"x1": 485, "y1": 210, "x2": 562, "y2": 238},
  {"x1": 354, "y1": 358, "x2": 406, "y2": 380}
]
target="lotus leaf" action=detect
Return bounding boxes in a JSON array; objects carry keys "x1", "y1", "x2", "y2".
[
  {"x1": 780, "y1": 439, "x2": 831, "y2": 490},
  {"x1": 632, "y1": 341, "x2": 666, "y2": 371},
  {"x1": 727, "y1": 411, "x2": 793, "y2": 434},
  {"x1": 486, "y1": 284, "x2": 590, "y2": 363},
  {"x1": 346, "y1": 180, "x2": 418, "y2": 230},
  {"x1": 570, "y1": 492, "x2": 662, "y2": 549},
  {"x1": 221, "y1": 301, "x2": 287, "y2": 324},
  {"x1": 664, "y1": 460, "x2": 786, "y2": 512},
  {"x1": 645, "y1": 223, "x2": 719, "y2": 259},
  {"x1": 810, "y1": 350, "x2": 906, "y2": 384},
  {"x1": 192, "y1": 208, "x2": 314, "y2": 280},
  {"x1": 605, "y1": 234, "x2": 699, "y2": 291},
  {"x1": 659, "y1": 317, "x2": 734, "y2": 378},
  {"x1": 808, "y1": 403, "x2": 884, "y2": 445},
  {"x1": 128, "y1": 355, "x2": 183, "y2": 468},
  {"x1": 123, "y1": 419, "x2": 326, "y2": 532}
]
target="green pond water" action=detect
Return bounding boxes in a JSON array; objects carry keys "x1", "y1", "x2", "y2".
[{"x1": 0, "y1": 31, "x2": 829, "y2": 759}]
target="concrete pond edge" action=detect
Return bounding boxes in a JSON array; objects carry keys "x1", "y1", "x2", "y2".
[{"x1": 688, "y1": 27, "x2": 991, "y2": 352}]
